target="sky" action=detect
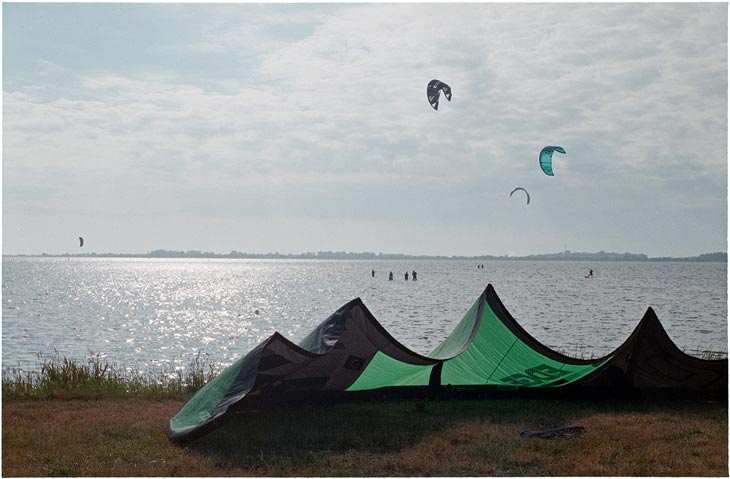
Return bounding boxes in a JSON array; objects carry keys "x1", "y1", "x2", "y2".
[{"x1": 2, "y1": 3, "x2": 728, "y2": 257}]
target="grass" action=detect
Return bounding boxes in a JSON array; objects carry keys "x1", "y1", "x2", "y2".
[
  {"x1": 2, "y1": 352, "x2": 217, "y2": 400},
  {"x1": 2, "y1": 396, "x2": 728, "y2": 476},
  {"x1": 697, "y1": 350, "x2": 729, "y2": 360},
  {"x1": 550, "y1": 346, "x2": 727, "y2": 361},
  {"x1": 2, "y1": 356, "x2": 727, "y2": 476},
  {"x1": 6, "y1": 350, "x2": 725, "y2": 400}
]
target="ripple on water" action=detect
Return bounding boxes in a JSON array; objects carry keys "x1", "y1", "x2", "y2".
[{"x1": 1, "y1": 258, "x2": 726, "y2": 372}]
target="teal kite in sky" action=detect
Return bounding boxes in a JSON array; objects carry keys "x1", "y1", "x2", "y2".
[{"x1": 539, "y1": 146, "x2": 566, "y2": 176}]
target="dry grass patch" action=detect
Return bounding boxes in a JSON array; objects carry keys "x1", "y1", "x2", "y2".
[
  {"x1": 3, "y1": 396, "x2": 727, "y2": 476},
  {"x1": 2, "y1": 399, "x2": 216, "y2": 476}
]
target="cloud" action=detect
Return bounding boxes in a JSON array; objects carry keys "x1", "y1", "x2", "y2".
[{"x1": 3, "y1": 3, "x2": 726, "y2": 255}]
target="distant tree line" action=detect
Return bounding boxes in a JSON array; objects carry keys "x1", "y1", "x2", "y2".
[{"x1": 24, "y1": 250, "x2": 728, "y2": 262}]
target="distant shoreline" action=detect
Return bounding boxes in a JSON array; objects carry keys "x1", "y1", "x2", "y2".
[{"x1": 4, "y1": 250, "x2": 727, "y2": 262}]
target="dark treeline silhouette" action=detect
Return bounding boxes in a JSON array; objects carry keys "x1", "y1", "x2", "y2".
[{"x1": 17, "y1": 250, "x2": 728, "y2": 262}]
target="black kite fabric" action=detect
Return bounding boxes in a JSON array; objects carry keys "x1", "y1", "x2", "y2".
[{"x1": 168, "y1": 284, "x2": 727, "y2": 441}]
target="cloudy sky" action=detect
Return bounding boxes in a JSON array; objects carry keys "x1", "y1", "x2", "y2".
[{"x1": 3, "y1": 3, "x2": 727, "y2": 257}]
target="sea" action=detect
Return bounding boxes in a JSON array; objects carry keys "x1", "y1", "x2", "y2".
[{"x1": 2, "y1": 257, "x2": 727, "y2": 376}]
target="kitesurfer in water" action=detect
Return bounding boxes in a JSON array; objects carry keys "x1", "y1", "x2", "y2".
[
  {"x1": 405, "y1": 272, "x2": 409, "y2": 281},
  {"x1": 371, "y1": 269, "x2": 375, "y2": 278},
  {"x1": 389, "y1": 271, "x2": 393, "y2": 281},
  {"x1": 412, "y1": 270, "x2": 417, "y2": 281},
  {"x1": 586, "y1": 269, "x2": 593, "y2": 278}
]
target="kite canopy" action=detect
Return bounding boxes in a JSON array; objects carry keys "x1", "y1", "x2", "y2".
[
  {"x1": 539, "y1": 146, "x2": 566, "y2": 176},
  {"x1": 168, "y1": 284, "x2": 727, "y2": 442},
  {"x1": 79, "y1": 237, "x2": 84, "y2": 248},
  {"x1": 510, "y1": 187, "x2": 530, "y2": 205},
  {"x1": 427, "y1": 79, "x2": 452, "y2": 110}
]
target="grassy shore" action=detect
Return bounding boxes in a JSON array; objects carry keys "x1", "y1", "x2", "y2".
[
  {"x1": 3, "y1": 396, "x2": 727, "y2": 476},
  {"x1": 3, "y1": 356, "x2": 727, "y2": 476}
]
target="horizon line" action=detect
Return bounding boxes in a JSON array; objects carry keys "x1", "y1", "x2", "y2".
[{"x1": 4, "y1": 249, "x2": 727, "y2": 261}]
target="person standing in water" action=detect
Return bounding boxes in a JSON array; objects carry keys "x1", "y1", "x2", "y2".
[
  {"x1": 412, "y1": 270, "x2": 417, "y2": 281},
  {"x1": 371, "y1": 269, "x2": 375, "y2": 278},
  {"x1": 388, "y1": 271, "x2": 393, "y2": 281},
  {"x1": 405, "y1": 272, "x2": 409, "y2": 281}
]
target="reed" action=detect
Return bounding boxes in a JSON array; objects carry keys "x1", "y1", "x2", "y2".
[
  {"x1": 697, "y1": 350, "x2": 727, "y2": 360},
  {"x1": 5, "y1": 346, "x2": 725, "y2": 400},
  {"x1": 2, "y1": 351, "x2": 217, "y2": 400},
  {"x1": 550, "y1": 346, "x2": 728, "y2": 361}
]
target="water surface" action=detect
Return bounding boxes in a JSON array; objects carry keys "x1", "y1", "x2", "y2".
[{"x1": 2, "y1": 257, "x2": 726, "y2": 373}]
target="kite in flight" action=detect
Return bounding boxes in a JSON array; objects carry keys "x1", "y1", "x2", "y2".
[
  {"x1": 539, "y1": 146, "x2": 566, "y2": 176},
  {"x1": 427, "y1": 79, "x2": 452, "y2": 110},
  {"x1": 79, "y1": 237, "x2": 84, "y2": 248},
  {"x1": 510, "y1": 187, "x2": 530, "y2": 205}
]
